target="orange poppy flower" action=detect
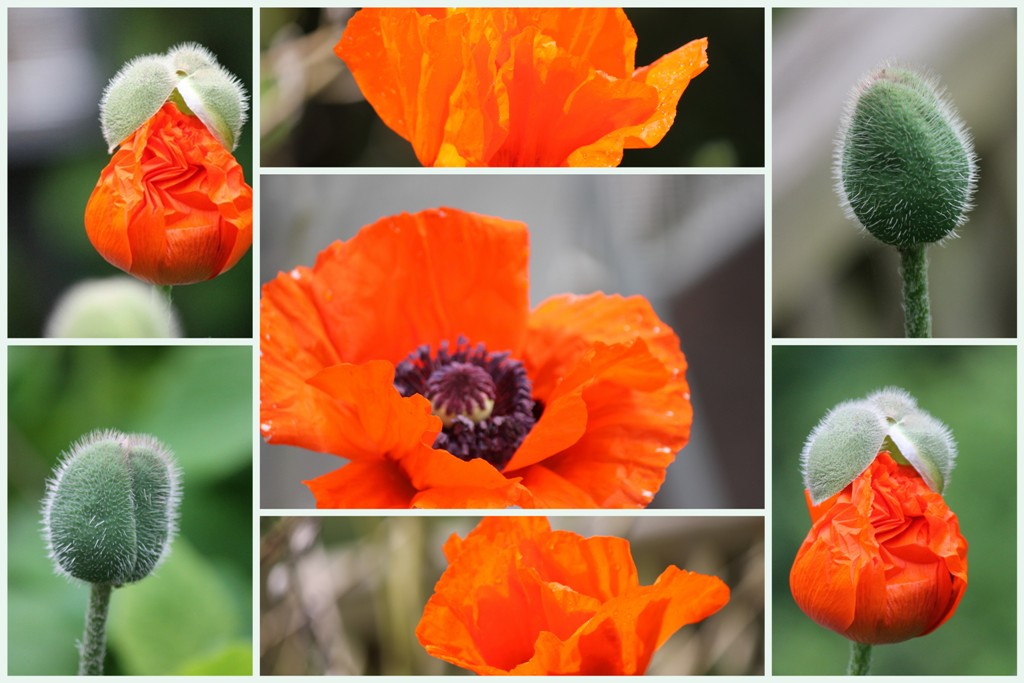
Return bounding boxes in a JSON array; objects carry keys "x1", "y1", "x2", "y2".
[
  {"x1": 335, "y1": 8, "x2": 708, "y2": 167},
  {"x1": 85, "y1": 102, "x2": 253, "y2": 286},
  {"x1": 260, "y1": 207, "x2": 692, "y2": 508},
  {"x1": 790, "y1": 451, "x2": 968, "y2": 644},
  {"x1": 416, "y1": 517, "x2": 729, "y2": 674}
]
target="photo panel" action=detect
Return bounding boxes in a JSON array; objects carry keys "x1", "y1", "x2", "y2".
[
  {"x1": 771, "y1": 344, "x2": 1015, "y2": 675},
  {"x1": 7, "y1": 345, "x2": 254, "y2": 675},
  {"x1": 7, "y1": 7, "x2": 254, "y2": 339},
  {"x1": 259, "y1": 515, "x2": 764, "y2": 675},
  {"x1": 259, "y1": 174, "x2": 765, "y2": 510},
  {"x1": 772, "y1": 7, "x2": 1015, "y2": 338},
  {"x1": 259, "y1": 7, "x2": 764, "y2": 168}
]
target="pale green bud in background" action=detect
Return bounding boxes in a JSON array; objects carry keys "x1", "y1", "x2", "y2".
[
  {"x1": 835, "y1": 63, "x2": 978, "y2": 247},
  {"x1": 801, "y1": 387, "x2": 957, "y2": 503},
  {"x1": 45, "y1": 276, "x2": 181, "y2": 338},
  {"x1": 100, "y1": 42, "x2": 248, "y2": 152},
  {"x1": 42, "y1": 430, "x2": 182, "y2": 586}
]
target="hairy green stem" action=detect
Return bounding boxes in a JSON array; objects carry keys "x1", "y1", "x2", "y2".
[
  {"x1": 157, "y1": 285, "x2": 174, "y2": 303},
  {"x1": 898, "y1": 244, "x2": 931, "y2": 338},
  {"x1": 79, "y1": 583, "x2": 112, "y2": 675},
  {"x1": 847, "y1": 641, "x2": 872, "y2": 676}
]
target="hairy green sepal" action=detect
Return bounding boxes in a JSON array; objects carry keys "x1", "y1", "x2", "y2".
[
  {"x1": 801, "y1": 387, "x2": 956, "y2": 503},
  {"x1": 100, "y1": 42, "x2": 248, "y2": 152}
]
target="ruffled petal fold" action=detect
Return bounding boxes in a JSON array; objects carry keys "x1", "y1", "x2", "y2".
[
  {"x1": 417, "y1": 517, "x2": 729, "y2": 674},
  {"x1": 336, "y1": 8, "x2": 707, "y2": 167}
]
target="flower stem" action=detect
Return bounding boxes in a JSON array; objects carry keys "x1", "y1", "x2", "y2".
[
  {"x1": 157, "y1": 284, "x2": 174, "y2": 303},
  {"x1": 79, "y1": 583, "x2": 112, "y2": 675},
  {"x1": 847, "y1": 641, "x2": 872, "y2": 676},
  {"x1": 898, "y1": 244, "x2": 931, "y2": 338}
]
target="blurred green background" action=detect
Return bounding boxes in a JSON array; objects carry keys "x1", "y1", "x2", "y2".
[
  {"x1": 772, "y1": 345, "x2": 1015, "y2": 675},
  {"x1": 8, "y1": 346, "x2": 253, "y2": 675},
  {"x1": 260, "y1": 8, "x2": 764, "y2": 167},
  {"x1": 7, "y1": 8, "x2": 253, "y2": 338},
  {"x1": 772, "y1": 8, "x2": 1015, "y2": 337},
  {"x1": 260, "y1": 516, "x2": 764, "y2": 675}
]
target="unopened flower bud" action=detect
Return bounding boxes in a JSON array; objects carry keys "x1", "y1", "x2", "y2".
[
  {"x1": 44, "y1": 276, "x2": 181, "y2": 338},
  {"x1": 801, "y1": 387, "x2": 956, "y2": 503},
  {"x1": 42, "y1": 430, "x2": 182, "y2": 586},
  {"x1": 835, "y1": 63, "x2": 978, "y2": 247}
]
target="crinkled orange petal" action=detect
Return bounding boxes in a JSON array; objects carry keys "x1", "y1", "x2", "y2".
[
  {"x1": 334, "y1": 8, "x2": 466, "y2": 166},
  {"x1": 525, "y1": 292, "x2": 688, "y2": 400},
  {"x1": 485, "y1": 28, "x2": 658, "y2": 167},
  {"x1": 417, "y1": 517, "x2": 729, "y2": 675},
  {"x1": 508, "y1": 338, "x2": 689, "y2": 507},
  {"x1": 506, "y1": 8, "x2": 636, "y2": 77},
  {"x1": 301, "y1": 208, "x2": 529, "y2": 364},
  {"x1": 304, "y1": 459, "x2": 417, "y2": 508},
  {"x1": 401, "y1": 447, "x2": 529, "y2": 509},
  {"x1": 569, "y1": 37, "x2": 709, "y2": 165},
  {"x1": 790, "y1": 452, "x2": 968, "y2": 644},
  {"x1": 514, "y1": 566, "x2": 729, "y2": 675},
  {"x1": 626, "y1": 36, "x2": 709, "y2": 148},
  {"x1": 305, "y1": 361, "x2": 440, "y2": 458},
  {"x1": 336, "y1": 9, "x2": 708, "y2": 167},
  {"x1": 513, "y1": 464, "x2": 599, "y2": 508},
  {"x1": 85, "y1": 102, "x2": 252, "y2": 285}
]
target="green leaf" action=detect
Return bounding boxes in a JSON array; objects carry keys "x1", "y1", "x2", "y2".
[
  {"x1": 7, "y1": 505, "x2": 85, "y2": 675},
  {"x1": 176, "y1": 641, "x2": 253, "y2": 675},
  {"x1": 108, "y1": 536, "x2": 242, "y2": 675},
  {"x1": 134, "y1": 346, "x2": 252, "y2": 483}
]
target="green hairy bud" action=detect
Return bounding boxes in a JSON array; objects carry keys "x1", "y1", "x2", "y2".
[
  {"x1": 42, "y1": 430, "x2": 182, "y2": 586},
  {"x1": 835, "y1": 63, "x2": 978, "y2": 247},
  {"x1": 100, "y1": 42, "x2": 248, "y2": 152},
  {"x1": 44, "y1": 276, "x2": 181, "y2": 338},
  {"x1": 801, "y1": 387, "x2": 956, "y2": 503}
]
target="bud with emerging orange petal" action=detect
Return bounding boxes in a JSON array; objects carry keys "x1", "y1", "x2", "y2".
[
  {"x1": 790, "y1": 451, "x2": 967, "y2": 645},
  {"x1": 790, "y1": 388, "x2": 968, "y2": 654},
  {"x1": 85, "y1": 44, "x2": 252, "y2": 286}
]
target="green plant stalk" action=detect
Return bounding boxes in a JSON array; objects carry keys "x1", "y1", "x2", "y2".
[
  {"x1": 79, "y1": 583, "x2": 112, "y2": 675},
  {"x1": 847, "y1": 641, "x2": 872, "y2": 676},
  {"x1": 157, "y1": 284, "x2": 174, "y2": 303},
  {"x1": 899, "y1": 244, "x2": 931, "y2": 338}
]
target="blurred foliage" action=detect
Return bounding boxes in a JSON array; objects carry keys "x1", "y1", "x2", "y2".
[
  {"x1": 8, "y1": 8, "x2": 253, "y2": 338},
  {"x1": 260, "y1": 516, "x2": 764, "y2": 675},
  {"x1": 8, "y1": 346, "x2": 253, "y2": 675},
  {"x1": 772, "y1": 345, "x2": 1015, "y2": 675},
  {"x1": 259, "y1": 8, "x2": 763, "y2": 167}
]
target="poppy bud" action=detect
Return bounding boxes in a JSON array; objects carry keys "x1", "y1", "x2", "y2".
[
  {"x1": 42, "y1": 430, "x2": 182, "y2": 586},
  {"x1": 44, "y1": 276, "x2": 181, "y2": 338},
  {"x1": 835, "y1": 63, "x2": 978, "y2": 247},
  {"x1": 790, "y1": 452, "x2": 968, "y2": 644},
  {"x1": 88, "y1": 43, "x2": 252, "y2": 286},
  {"x1": 801, "y1": 387, "x2": 955, "y2": 503}
]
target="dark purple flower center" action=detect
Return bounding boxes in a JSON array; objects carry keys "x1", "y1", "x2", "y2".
[{"x1": 394, "y1": 337, "x2": 535, "y2": 470}]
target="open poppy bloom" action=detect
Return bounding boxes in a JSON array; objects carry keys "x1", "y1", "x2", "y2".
[
  {"x1": 790, "y1": 451, "x2": 968, "y2": 644},
  {"x1": 85, "y1": 102, "x2": 253, "y2": 286},
  {"x1": 260, "y1": 207, "x2": 692, "y2": 508},
  {"x1": 416, "y1": 517, "x2": 729, "y2": 674},
  {"x1": 335, "y1": 8, "x2": 708, "y2": 166}
]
